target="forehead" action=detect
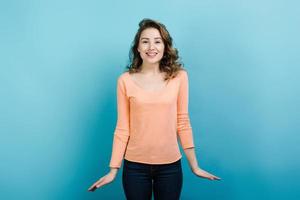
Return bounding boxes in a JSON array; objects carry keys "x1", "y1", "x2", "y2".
[{"x1": 140, "y1": 28, "x2": 162, "y2": 39}]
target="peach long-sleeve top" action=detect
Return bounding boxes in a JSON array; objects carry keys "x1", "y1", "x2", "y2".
[{"x1": 109, "y1": 69, "x2": 195, "y2": 168}]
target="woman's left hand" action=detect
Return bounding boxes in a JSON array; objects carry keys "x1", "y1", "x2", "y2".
[{"x1": 192, "y1": 167, "x2": 221, "y2": 181}]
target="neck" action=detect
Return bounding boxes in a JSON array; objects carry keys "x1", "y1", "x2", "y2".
[{"x1": 140, "y1": 62, "x2": 161, "y2": 75}]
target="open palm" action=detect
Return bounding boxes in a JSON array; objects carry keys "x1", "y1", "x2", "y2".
[
  {"x1": 88, "y1": 172, "x2": 116, "y2": 192},
  {"x1": 192, "y1": 167, "x2": 221, "y2": 181}
]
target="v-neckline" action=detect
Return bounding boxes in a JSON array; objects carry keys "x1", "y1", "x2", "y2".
[{"x1": 126, "y1": 72, "x2": 169, "y2": 94}]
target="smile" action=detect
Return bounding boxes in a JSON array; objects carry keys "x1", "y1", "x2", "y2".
[{"x1": 146, "y1": 52, "x2": 158, "y2": 57}]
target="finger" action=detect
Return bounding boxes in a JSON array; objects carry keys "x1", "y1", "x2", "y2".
[
  {"x1": 97, "y1": 181, "x2": 107, "y2": 188},
  {"x1": 88, "y1": 185, "x2": 96, "y2": 192},
  {"x1": 95, "y1": 178, "x2": 104, "y2": 186},
  {"x1": 207, "y1": 175, "x2": 217, "y2": 180},
  {"x1": 212, "y1": 175, "x2": 221, "y2": 180},
  {"x1": 96, "y1": 181, "x2": 106, "y2": 188},
  {"x1": 212, "y1": 176, "x2": 221, "y2": 180},
  {"x1": 99, "y1": 177, "x2": 104, "y2": 182},
  {"x1": 88, "y1": 184, "x2": 96, "y2": 191},
  {"x1": 91, "y1": 181, "x2": 100, "y2": 189},
  {"x1": 88, "y1": 178, "x2": 104, "y2": 191},
  {"x1": 97, "y1": 178, "x2": 112, "y2": 188},
  {"x1": 205, "y1": 172, "x2": 220, "y2": 180}
]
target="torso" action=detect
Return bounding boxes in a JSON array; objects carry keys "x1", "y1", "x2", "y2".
[{"x1": 128, "y1": 72, "x2": 168, "y2": 92}]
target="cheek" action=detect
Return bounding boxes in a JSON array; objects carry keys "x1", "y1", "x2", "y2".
[
  {"x1": 138, "y1": 45, "x2": 147, "y2": 53},
  {"x1": 159, "y1": 46, "x2": 165, "y2": 53},
  {"x1": 159, "y1": 43, "x2": 165, "y2": 50}
]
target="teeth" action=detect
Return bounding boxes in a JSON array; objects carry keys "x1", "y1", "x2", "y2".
[{"x1": 147, "y1": 53, "x2": 157, "y2": 56}]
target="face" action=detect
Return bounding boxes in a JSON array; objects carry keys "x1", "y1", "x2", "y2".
[{"x1": 137, "y1": 28, "x2": 165, "y2": 65}]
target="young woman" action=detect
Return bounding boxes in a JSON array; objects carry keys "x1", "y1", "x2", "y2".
[{"x1": 88, "y1": 18, "x2": 221, "y2": 199}]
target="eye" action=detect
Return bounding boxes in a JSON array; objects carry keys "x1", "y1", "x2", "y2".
[
  {"x1": 142, "y1": 41, "x2": 148, "y2": 43},
  {"x1": 155, "y1": 41, "x2": 161, "y2": 44}
]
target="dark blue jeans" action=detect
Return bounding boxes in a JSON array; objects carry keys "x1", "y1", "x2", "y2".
[{"x1": 122, "y1": 158, "x2": 183, "y2": 200}]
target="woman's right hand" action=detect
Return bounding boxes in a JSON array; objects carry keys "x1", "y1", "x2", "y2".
[{"x1": 88, "y1": 170, "x2": 118, "y2": 192}]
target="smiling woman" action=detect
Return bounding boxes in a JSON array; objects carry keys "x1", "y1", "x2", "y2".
[
  {"x1": 127, "y1": 18, "x2": 184, "y2": 81},
  {"x1": 88, "y1": 18, "x2": 221, "y2": 200},
  {"x1": 138, "y1": 28, "x2": 165, "y2": 63}
]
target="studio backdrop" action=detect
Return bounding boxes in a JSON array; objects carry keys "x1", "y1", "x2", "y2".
[{"x1": 0, "y1": 0, "x2": 299, "y2": 199}]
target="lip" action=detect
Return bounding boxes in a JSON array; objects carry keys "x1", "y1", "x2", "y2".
[{"x1": 146, "y1": 52, "x2": 158, "y2": 57}]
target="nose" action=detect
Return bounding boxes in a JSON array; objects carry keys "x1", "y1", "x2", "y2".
[{"x1": 148, "y1": 42, "x2": 155, "y2": 50}]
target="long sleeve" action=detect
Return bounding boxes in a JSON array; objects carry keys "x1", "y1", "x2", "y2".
[
  {"x1": 109, "y1": 76, "x2": 130, "y2": 168},
  {"x1": 177, "y1": 71, "x2": 195, "y2": 149}
]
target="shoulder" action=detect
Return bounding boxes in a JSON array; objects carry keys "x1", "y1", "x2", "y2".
[
  {"x1": 179, "y1": 69, "x2": 188, "y2": 76},
  {"x1": 177, "y1": 69, "x2": 189, "y2": 80},
  {"x1": 117, "y1": 71, "x2": 130, "y2": 83}
]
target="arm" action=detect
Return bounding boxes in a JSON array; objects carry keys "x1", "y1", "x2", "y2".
[
  {"x1": 183, "y1": 147, "x2": 199, "y2": 172},
  {"x1": 88, "y1": 76, "x2": 130, "y2": 192},
  {"x1": 109, "y1": 76, "x2": 130, "y2": 172},
  {"x1": 177, "y1": 71, "x2": 221, "y2": 181},
  {"x1": 185, "y1": 146, "x2": 221, "y2": 180},
  {"x1": 177, "y1": 70, "x2": 195, "y2": 151}
]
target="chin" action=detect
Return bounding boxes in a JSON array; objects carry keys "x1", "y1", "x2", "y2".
[
  {"x1": 144, "y1": 60, "x2": 161, "y2": 65},
  {"x1": 144, "y1": 57, "x2": 163, "y2": 64}
]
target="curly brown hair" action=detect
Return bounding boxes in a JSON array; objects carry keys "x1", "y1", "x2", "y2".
[{"x1": 125, "y1": 18, "x2": 186, "y2": 81}]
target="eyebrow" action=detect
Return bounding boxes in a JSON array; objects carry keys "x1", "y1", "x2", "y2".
[{"x1": 140, "y1": 37, "x2": 162, "y2": 40}]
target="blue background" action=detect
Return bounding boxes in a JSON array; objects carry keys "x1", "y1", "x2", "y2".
[{"x1": 1, "y1": 0, "x2": 299, "y2": 199}]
